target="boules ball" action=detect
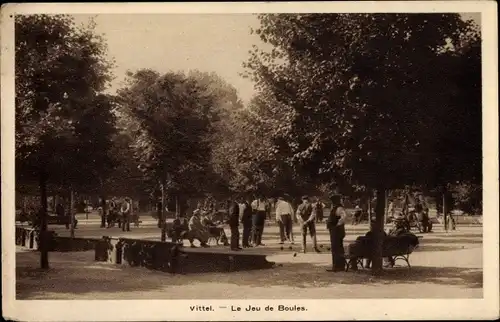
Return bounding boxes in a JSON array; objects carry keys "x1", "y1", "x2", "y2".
[
  {"x1": 293, "y1": 253, "x2": 297, "y2": 257},
  {"x1": 280, "y1": 246, "x2": 284, "y2": 251},
  {"x1": 288, "y1": 246, "x2": 293, "y2": 250}
]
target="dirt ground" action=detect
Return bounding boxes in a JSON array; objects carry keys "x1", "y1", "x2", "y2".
[{"x1": 15, "y1": 224, "x2": 482, "y2": 299}]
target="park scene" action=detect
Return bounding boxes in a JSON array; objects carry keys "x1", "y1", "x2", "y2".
[{"x1": 14, "y1": 13, "x2": 482, "y2": 299}]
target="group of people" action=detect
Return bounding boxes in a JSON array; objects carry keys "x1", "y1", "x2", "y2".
[
  {"x1": 99, "y1": 197, "x2": 136, "y2": 231},
  {"x1": 171, "y1": 207, "x2": 229, "y2": 248},
  {"x1": 223, "y1": 194, "x2": 348, "y2": 272}
]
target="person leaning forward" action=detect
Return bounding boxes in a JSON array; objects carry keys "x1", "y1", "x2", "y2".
[{"x1": 326, "y1": 194, "x2": 347, "y2": 272}]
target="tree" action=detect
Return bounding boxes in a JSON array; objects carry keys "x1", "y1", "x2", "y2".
[
  {"x1": 245, "y1": 13, "x2": 481, "y2": 274},
  {"x1": 116, "y1": 69, "x2": 222, "y2": 240},
  {"x1": 15, "y1": 14, "x2": 115, "y2": 268}
]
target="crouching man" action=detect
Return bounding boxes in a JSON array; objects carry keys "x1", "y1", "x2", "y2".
[{"x1": 188, "y1": 209, "x2": 210, "y2": 248}]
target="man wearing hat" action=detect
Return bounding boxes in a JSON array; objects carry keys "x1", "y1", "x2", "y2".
[
  {"x1": 326, "y1": 194, "x2": 347, "y2": 272},
  {"x1": 227, "y1": 197, "x2": 242, "y2": 251},
  {"x1": 188, "y1": 209, "x2": 210, "y2": 248},
  {"x1": 296, "y1": 195, "x2": 320, "y2": 253},
  {"x1": 120, "y1": 197, "x2": 132, "y2": 232}
]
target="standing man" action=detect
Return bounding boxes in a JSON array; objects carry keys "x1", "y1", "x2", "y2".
[
  {"x1": 228, "y1": 198, "x2": 242, "y2": 251},
  {"x1": 120, "y1": 197, "x2": 131, "y2": 232},
  {"x1": 275, "y1": 196, "x2": 294, "y2": 244},
  {"x1": 326, "y1": 194, "x2": 347, "y2": 272},
  {"x1": 109, "y1": 198, "x2": 118, "y2": 228},
  {"x1": 296, "y1": 195, "x2": 320, "y2": 253},
  {"x1": 240, "y1": 197, "x2": 253, "y2": 248},
  {"x1": 313, "y1": 197, "x2": 325, "y2": 223},
  {"x1": 251, "y1": 195, "x2": 269, "y2": 247}
]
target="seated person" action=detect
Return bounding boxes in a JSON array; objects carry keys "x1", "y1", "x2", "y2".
[
  {"x1": 171, "y1": 214, "x2": 189, "y2": 243},
  {"x1": 201, "y1": 213, "x2": 229, "y2": 246},
  {"x1": 187, "y1": 209, "x2": 210, "y2": 248},
  {"x1": 388, "y1": 216, "x2": 408, "y2": 236},
  {"x1": 362, "y1": 228, "x2": 394, "y2": 268},
  {"x1": 348, "y1": 222, "x2": 394, "y2": 269}
]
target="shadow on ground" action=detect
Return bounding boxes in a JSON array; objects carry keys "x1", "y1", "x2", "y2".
[{"x1": 16, "y1": 250, "x2": 482, "y2": 299}]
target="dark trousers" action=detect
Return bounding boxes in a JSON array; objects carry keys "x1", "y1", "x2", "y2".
[
  {"x1": 230, "y1": 225, "x2": 240, "y2": 249},
  {"x1": 252, "y1": 211, "x2": 266, "y2": 245},
  {"x1": 279, "y1": 215, "x2": 293, "y2": 242},
  {"x1": 122, "y1": 214, "x2": 130, "y2": 231},
  {"x1": 329, "y1": 225, "x2": 346, "y2": 271},
  {"x1": 242, "y1": 221, "x2": 252, "y2": 247}
]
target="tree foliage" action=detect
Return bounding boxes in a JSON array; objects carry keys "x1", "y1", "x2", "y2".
[
  {"x1": 116, "y1": 69, "x2": 221, "y2": 197},
  {"x1": 15, "y1": 14, "x2": 117, "y2": 268},
  {"x1": 15, "y1": 14, "x2": 116, "y2": 190},
  {"x1": 244, "y1": 13, "x2": 481, "y2": 192}
]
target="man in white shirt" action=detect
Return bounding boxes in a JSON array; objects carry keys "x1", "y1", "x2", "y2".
[
  {"x1": 275, "y1": 196, "x2": 294, "y2": 244},
  {"x1": 120, "y1": 198, "x2": 132, "y2": 232}
]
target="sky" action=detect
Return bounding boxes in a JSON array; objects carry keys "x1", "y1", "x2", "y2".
[
  {"x1": 73, "y1": 14, "x2": 263, "y2": 104},
  {"x1": 73, "y1": 13, "x2": 481, "y2": 105}
]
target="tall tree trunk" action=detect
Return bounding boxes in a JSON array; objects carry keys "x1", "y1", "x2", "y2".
[
  {"x1": 371, "y1": 187, "x2": 386, "y2": 276},
  {"x1": 367, "y1": 194, "x2": 372, "y2": 228},
  {"x1": 175, "y1": 195, "x2": 179, "y2": 217},
  {"x1": 70, "y1": 188, "x2": 75, "y2": 238},
  {"x1": 100, "y1": 195, "x2": 107, "y2": 228},
  {"x1": 160, "y1": 182, "x2": 167, "y2": 242},
  {"x1": 384, "y1": 190, "x2": 389, "y2": 224},
  {"x1": 157, "y1": 181, "x2": 163, "y2": 228},
  {"x1": 39, "y1": 169, "x2": 49, "y2": 269},
  {"x1": 443, "y1": 188, "x2": 449, "y2": 232}
]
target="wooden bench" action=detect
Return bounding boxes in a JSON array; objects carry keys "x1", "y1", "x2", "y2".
[{"x1": 345, "y1": 234, "x2": 421, "y2": 272}]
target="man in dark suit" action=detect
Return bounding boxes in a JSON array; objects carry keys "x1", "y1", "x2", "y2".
[
  {"x1": 228, "y1": 198, "x2": 242, "y2": 251},
  {"x1": 241, "y1": 197, "x2": 253, "y2": 248},
  {"x1": 326, "y1": 194, "x2": 347, "y2": 272}
]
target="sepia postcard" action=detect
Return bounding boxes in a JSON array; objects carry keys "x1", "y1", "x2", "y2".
[{"x1": 1, "y1": 1, "x2": 499, "y2": 321}]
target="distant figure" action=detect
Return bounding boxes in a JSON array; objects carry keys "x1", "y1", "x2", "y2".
[
  {"x1": 228, "y1": 198, "x2": 242, "y2": 251},
  {"x1": 108, "y1": 198, "x2": 118, "y2": 228},
  {"x1": 326, "y1": 194, "x2": 347, "y2": 272},
  {"x1": 313, "y1": 197, "x2": 324, "y2": 223},
  {"x1": 352, "y1": 205, "x2": 362, "y2": 225},
  {"x1": 387, "y1": 199, "x2": 395, "y2": 219},
  {"x1": 240, "y1": 198, "x2": 253, "y2": 248},
  {"x1": 296, "y1": 195, "x2": 320, "y2": 253},
  {"x1": 120, "y1": 198, "x2": 131, "y2": 232},
  {"x1": 275, "y1": 196, "x2": 294, "y2": 244},
  {"x1": 56, "y1": 203, "x2": 65, "y2": 218},
  {"x1": 415, "y1": 197, "x2": 432, "y2": 233},
  {"x1": 188, "y1": 209, "x2": 210, "y2": 248}
]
